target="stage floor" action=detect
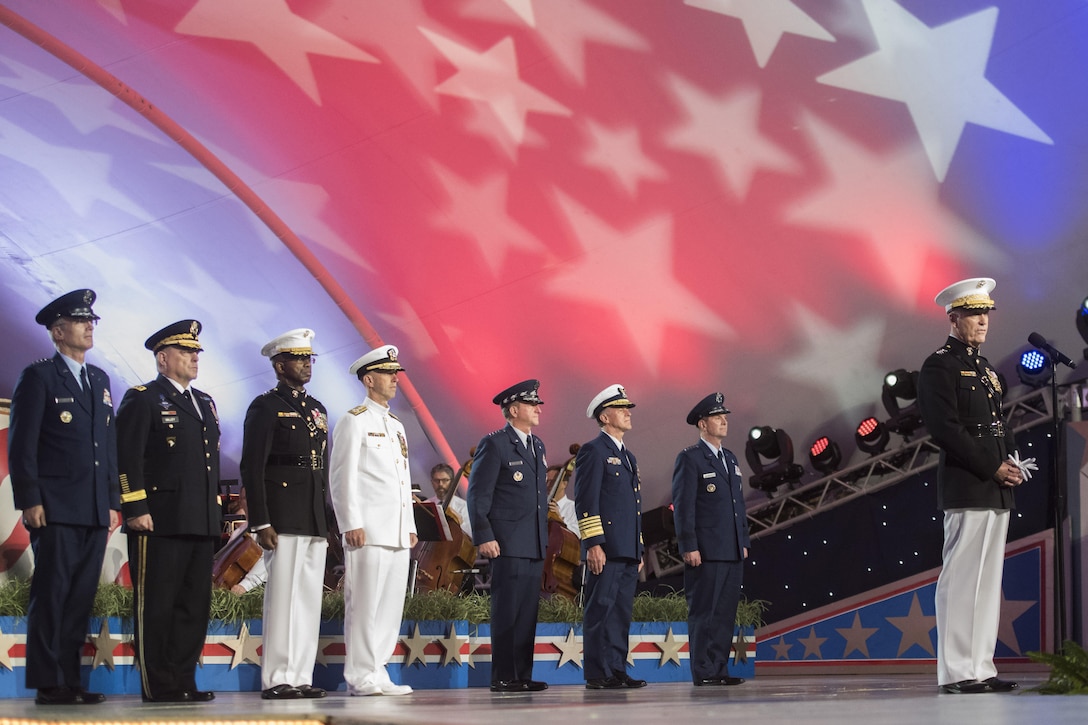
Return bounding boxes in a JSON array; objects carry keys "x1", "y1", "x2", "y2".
[{"x1": 5, "y1": 673, "x2": 1082, "y2": 725}]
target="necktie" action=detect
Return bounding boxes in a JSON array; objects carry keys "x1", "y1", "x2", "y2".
[
  {"x1": 80, "y1": 366, "x2": 92, "y2": 407},
  {"x1": 526, "y1": 435, "x2": 535, "y2": 459},
  {"x1": 182, "y1": 389, "x2": 200, "y2": 419}
]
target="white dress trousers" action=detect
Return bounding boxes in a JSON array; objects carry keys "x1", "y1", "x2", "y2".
[
  {"x1": 260, "y1": 534, "x2": 328, "y2": 689},
  {"x1": 934, "y1": 508, "x2": 1009, "y2": 685}
]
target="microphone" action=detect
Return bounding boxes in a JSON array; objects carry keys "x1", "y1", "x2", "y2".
[{"x1": 1028, "y1": 332, "x2": 1077, "y2": 369}]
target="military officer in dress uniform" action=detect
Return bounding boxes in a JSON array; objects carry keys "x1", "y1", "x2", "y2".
[
  {"x1": 917, "y1": 278, "x2": 1027, "y2": 695},
  {"x1": 575, "y1": 385, "x2": 646, "y2": 690},
  {"x1": 328, "y1": 344, "x2": 416, "y2": 696},
  {"x1": 8, "y1": 290, "x2": 118, "y2": 705},
  {"x1": 240, "y1": 329, "x2": 329, "y2": 700},
  {"x1": 117, "y1": 320, "x2": 221, "y2": 703},
  {"x1": 672, "y1": 392, "x2": 749, "y2": 687},
  {"x1": 467, "y1": 380, "x2": 549, "y2": 693}
]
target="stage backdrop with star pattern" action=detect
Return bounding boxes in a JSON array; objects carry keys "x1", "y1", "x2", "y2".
[{"x1": 2, "y1": 0, "x2": 1088, "y2": 578}]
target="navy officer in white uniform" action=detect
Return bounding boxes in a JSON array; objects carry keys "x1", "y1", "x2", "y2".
[{"x1": 671, "y1": 392, "x2": 749, "y2": 686}]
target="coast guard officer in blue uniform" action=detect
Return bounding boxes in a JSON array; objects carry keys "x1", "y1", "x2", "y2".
[
  {"x1": 9, "y1": 289, "x2": 118, "y2": 705},
  {"x1": 575, "y1": 385, "x2": 646, "y2": 690},
  {"x1": 467, "y1": 379, "x2": 549, "y2": 693},
  {"x1": 671, "y1": 392, "x2": 749, "y2": 686}
]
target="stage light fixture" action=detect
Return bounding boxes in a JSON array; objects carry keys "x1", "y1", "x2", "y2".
[
  {"x1": 881, "y1": 369, "x2": 923, "y2": 437},
  {"x1": 1016, "y1": 347, "x2": 1052, "y2": 388},
  {"x1": 855, "y1": 416, "x2": 890, "y2": 456},
  {"x1": 808, "y1": 436, "x2": 842, "y2": 475},
  {"x1": 745, "y1": 425, "x2": 804, "y2": 496}
]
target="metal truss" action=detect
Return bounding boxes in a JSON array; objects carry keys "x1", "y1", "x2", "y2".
[{"x1": 746, "y1": 387, "x2": 1053, "y2": 539}]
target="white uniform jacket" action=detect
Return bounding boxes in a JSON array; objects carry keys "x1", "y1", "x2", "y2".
[{"x1": 329, "y1": 396, "x2": 416, "y2": 548}]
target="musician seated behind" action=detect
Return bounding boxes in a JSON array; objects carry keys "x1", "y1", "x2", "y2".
[
  {"x1": 428, "y1": 463, "x2": 471, "y2": 537},
  {"x1": 549, "y1": 474, "x2": 580, "y2": 538}
]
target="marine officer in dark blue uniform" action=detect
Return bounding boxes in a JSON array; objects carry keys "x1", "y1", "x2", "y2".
[
  {"x1": 117, "y1": 320, "x2": 221, "y2": 703},
  {"x1": 241, "y1": 328, "x2": 329, "y2": 700},
  {"x1": 671, "y1": 392, "x2": 749, "y2": 686},
  {"x1": 467, "y1": 380, "x2": 549, "y2": 693},
  {"x1": 917, "y1": 278, "x2": 1025, "y2": 695},
  {"x1": 8, "y1": 289, "x2": 118, "y2": 705},
  {"x1": 575, "y1": 384, "x2": 646, "y2": 690}
]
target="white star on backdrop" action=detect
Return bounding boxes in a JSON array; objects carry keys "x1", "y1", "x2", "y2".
[
  {"x1": 817, "y1": 0, "x2": 1052, "y2": 182},
  {"x1": 378, "y1": 298, "x2": 440, "y2": 360},
  {"x1": 785, "y1": 111, "x2": 1002, "y2": 302},
  {"x1": 580, "y1": 119, "x2": 667, "y2": 197},
  {"x1": 259, "y1": 177, "x2": 373, "y2": 272},
  {"x1": 0, "y1": 117, "x2": 152, "y2": 224},
  {"x1": 546, "y1": 192, "x2": 733, "y2": 372},
  {"x1": 429, "y1": 161, "x2": 547, "y2": 276},
  {"x1": 664, "y1": 78, "x2": 800, "y2": 199},
  {"x1": 685, "y1": 0, "x2": 835, "y2": 68},
  {"x1": 38, "y1": 78, "x2": 165, "y2": 144},
  {"x1": 421, "y1": 30, "x2": 572, "y2": 144},
  {"x1": 175, "y1": 0, "x2": 379, "y2": 105},
  {"x1": 779, "y1": 304, "x2": 887, "y2": 414}
]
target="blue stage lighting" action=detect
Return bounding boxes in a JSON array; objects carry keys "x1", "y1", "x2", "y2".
[{"x1": 1017, "y1": 348, "x2": 1052, "y2": 388}]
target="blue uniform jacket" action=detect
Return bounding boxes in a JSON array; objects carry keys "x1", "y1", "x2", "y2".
[
  {"x1": 671, "y1": 442, "x2": 749, "y2": 561},
  {"x1": 467, "y1": 425, "x2": 548, "y2": 559},
  {"x1": 574, "y1": 432, "x2": 643, "y2": 560},
  {"x1": 8, "y1": 353, "x2": 118, "y2": 526}
]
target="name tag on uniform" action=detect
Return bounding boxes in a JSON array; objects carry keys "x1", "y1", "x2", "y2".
[
  {"x1": 277, "y1": 411, "x2": 301, "y2": 418},
  {"x1": 368, "y1": 432, "x2": 386, "y2": 437},
  {"x1": 702, "y1": 472, "x2": 716, "y2": 478},
  {"x1": 960, "y1": 370, "x2": 977, "y2": 377},
  {"x1": 55, "y1": 397, "x2": 74, "y2": 403},
  {"x1": 607, "y1": 456, "x2": 622, "y2": 465},
  {"x1": 509, "y1": 460, "x2": 524, "y2": 466},
  {"x1": 161, "y1": 415, "x2": 179, "y2": 424}
]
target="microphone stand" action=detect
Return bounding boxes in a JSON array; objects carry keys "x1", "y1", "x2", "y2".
[{"x1": 1046, "y1": 355, "x2": 1067, "y2": 648}]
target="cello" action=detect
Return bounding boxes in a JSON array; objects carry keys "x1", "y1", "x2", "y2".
[
  {"x1": 411, "y1": 451, "x2": 478, "y2": 595},
  {"x1": 540, "y1": 444, "x2": 583, "y2": 600}
]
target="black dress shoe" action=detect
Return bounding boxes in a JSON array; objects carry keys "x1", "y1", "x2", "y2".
[
  {"x1": 296, "y1": 685, "x2": 327, "y2": 698},
  {"x1": 517, "y1": 680, "x2": 549, "y2": 691},
  {"x1": 619, "y1": 675, "x2": 647, "y2": 688},
  {"x1": 261, "y1": 684, "x2": 302, "y2": 700},
  {"x1": 983, "y1": 677, "x2": 1019, "y2": 692},
  {"x1": 185, "y1": 690, "x2": 216, "y2": 702},
  {"x1": 142, "y1": 690, "x2": 192, "y2": 703},
  {"x1": 694, "y1": 677, "x2": 726, "y2": 686},
  {"x1": 490, "y1": 680, "x2": 528, "y2": 692},
  {"x1": 939, "y1": 679, "x2": 991, "y2": 694},
  {"x1": 36, "y1": 686, "x2": 78, "y2": 705},
  {"x1": 721, "y1": 676, "x2": 745, "y2": 686},
  {"x1": 585, "y1": 677, "x2": 624, "y2": 690},
  {"x1": 73, "y1": 688, "x2": 106, "y2": 704}
]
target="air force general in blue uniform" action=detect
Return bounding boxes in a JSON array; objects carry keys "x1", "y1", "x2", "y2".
[
  {"x1": 575, "y1": 385, "x2": 646, "y2": 690},
  {"x1": 467, "y1": 380, "x2": 549, "y2": 693},
  {"x1": 671, "y1": 393, "x2": 749, "y2": 686},
  {"x1": 8, "y1": 290, "x2": 118, "y2": 705}
]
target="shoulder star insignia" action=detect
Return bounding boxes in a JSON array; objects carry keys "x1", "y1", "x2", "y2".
[
  {"x1": 91, "y1": 620, "x2": 122, "y2": 671},
  {"x1": 553, "y1": 627, "x2": 583, "y2": 669},
  {"x1": 435, "y1": 624, "x2": 467, "y2": 667},
  {"x1": 401, "y1": 623, "x2": 432, "y2": 667},
  {"x1": 656, "y1": 626, "x2": 685, "y2": 667}
]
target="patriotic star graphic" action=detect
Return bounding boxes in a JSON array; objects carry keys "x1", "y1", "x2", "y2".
[
  {"x1": 779, "y1": 304, "x2": 887, "y2": 414},
  {"x1": 798, "y1": 626, "x2": 827, "y2": 660},
  {"x1": 553, "y1": 627, "x2": 583, "y2": 669},
  {"x1": 175, "y1": 0, "x2": 379, "y2": 105},
  {"x1": 429, "y1": 161, "x2": 547, "y2": 276},
  {"x1": 885, "y1": 592, "x2": 936, "y2": 657},
  {"x1": 818, "y1": 0, "x2": 1052, "y2": 182},
  {"x1": 685, "y1": 0, "x2": 835, "y2": 68},
  {"x1": 421, "y1": 29, "x2": 572, "y2": 144},
  {"x1": 996, "y1": 588, "x2": 1037, "y2": 655},
  {"x1": 378, "y1": 298, "x2": 440, "y2": 360},
  {"x1": 90, "y1": 620, "x2": 122, "y2": 671},
  {"x1": 786, "y1": 111, "x2": 1002, "y2": 303},
  {"x1": 0, "y1": 624, "x2": 19, "y2": 671},
  {"x1": 546, "y1": 192, "x2": 733, "y2": 372},
  {"x1": 836, "y1": 612, "x2": 880, "y2": 658},
  {"x1": 580, "y1": 120, "x2": 668, "y2": 197},
  {"x1": 664, "y1": 79, "x2": 800, "y2": 200}
]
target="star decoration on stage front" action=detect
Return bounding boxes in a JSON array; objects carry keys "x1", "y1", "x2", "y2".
[
  {"x1": 90, "y1": 620, "x2": 123, "y2": 671},
  {"x1": 553, "y1": 627, "x2": 583, "y2": 670},
  {"x1": 400, "y1": 623, "x2": 432, "y2": 667},
  {"x1": 655, "y1": 627, "x2": 685, "y2": 667},
  {"x1": 435, "y1": 624, "x2": 468, "y2": 667},
  {"x1": 223, "y1": 621, "x2": 263, "y2": 669}
]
